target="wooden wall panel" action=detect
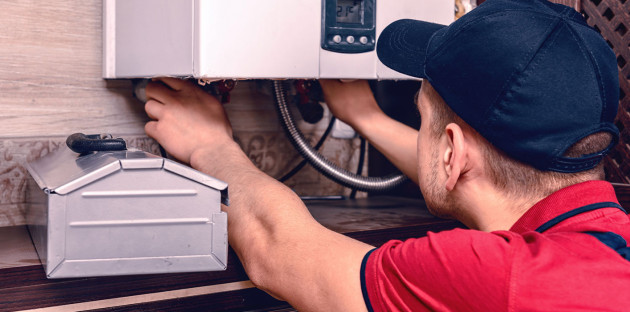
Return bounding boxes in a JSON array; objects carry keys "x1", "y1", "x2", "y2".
[{"x1": 0, "y1": 1, "x2": 149, "y2": 137}]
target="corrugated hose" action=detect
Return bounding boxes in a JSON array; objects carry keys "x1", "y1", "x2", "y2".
[{"x1": 272, "y1": 80, "x2": 407, "y2": 193}]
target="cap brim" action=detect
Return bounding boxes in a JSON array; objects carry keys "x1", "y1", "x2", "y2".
[{"x1": 377, "y1": 19, "x2": 447, "y2": 78}]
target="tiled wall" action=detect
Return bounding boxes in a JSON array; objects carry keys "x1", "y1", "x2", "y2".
[{"x1": 0, "y1": 1, "x2": 363, "y2": 227}]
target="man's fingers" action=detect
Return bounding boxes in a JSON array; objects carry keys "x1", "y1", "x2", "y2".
[
  {"x1": 145, "y1": 81, "x2": 179, "y2": 104},
  {"x1": 319, "y1": 79, "x2": 340, "y2": 89},
  {"x1": 145, "y1": 100, "x2": 165, "y2": 120},
  {"x1": 157, "y1": 77, "x2": 189, "y2": 91},
  {"x1": 144, "y1": 120, "x2": 159, "y2": 139}
]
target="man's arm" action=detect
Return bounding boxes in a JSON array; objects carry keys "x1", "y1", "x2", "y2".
[
  {"x1": 144, "y1": 78, "x2": 374, "y2": 311},
  {"x1": 319, "y1": 80, "x2": 419, "y2": 184}
]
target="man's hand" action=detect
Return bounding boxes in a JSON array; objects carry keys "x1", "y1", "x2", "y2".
[
  {"x1": 144, "y1": 77, "x2": 234, "y2": 164},
  {"x1": 320, "y1": 79, "x2": 420, "y2": 185},
  {"x1": 319, "y1": 79, "x2": 383, "y2": 134}
]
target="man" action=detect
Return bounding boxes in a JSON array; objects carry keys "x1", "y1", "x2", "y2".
[{"x1": 143, "y1": 0, "x2": 629, "y2": 310}]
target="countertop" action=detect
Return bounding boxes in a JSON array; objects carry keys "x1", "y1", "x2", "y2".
[{"x1": 0, "y1": 196, "x2": 462, "y2": 312}]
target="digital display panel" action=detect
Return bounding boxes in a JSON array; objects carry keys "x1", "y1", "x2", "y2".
[{"x1": 336, "y1": 0, "x2": 363, "y2": 24}]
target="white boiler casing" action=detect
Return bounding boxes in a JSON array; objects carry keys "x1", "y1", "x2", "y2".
[{"x1": 103, "y1": 0, "x2": 453, "y2": 80}]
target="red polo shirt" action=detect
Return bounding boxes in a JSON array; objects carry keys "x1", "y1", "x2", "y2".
[{"x1": 361, "y1": 181, "x2": 630, "y2": 311}]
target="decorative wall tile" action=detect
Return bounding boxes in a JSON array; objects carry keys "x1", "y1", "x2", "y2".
[
  {"x1": 0, "y1": 133, "x2": 364, "y2": 227},
  {"x1": 235, "y1": 131, "x2": 365, "y2": 197},
  {"x1": 0, "y1": 204, "x2": 24, "y2": 228}
]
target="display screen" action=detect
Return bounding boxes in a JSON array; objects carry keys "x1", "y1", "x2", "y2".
[{"x1": 336, "y1": 0, "x2": 363, "y2": 24}]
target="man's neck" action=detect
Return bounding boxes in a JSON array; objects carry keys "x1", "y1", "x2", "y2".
[{"x1": 456, "y1": 182, "x2": 543, "y2": 232}]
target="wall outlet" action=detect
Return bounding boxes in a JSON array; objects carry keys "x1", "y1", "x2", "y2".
[{"x1": 331, "y1": 119, "x2": 357, "y2": 139}]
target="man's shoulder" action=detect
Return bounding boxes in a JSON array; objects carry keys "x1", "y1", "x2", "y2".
[
  {"x1": 365, "y1": 223, "x2": 630, "y2": 311},
  {"x1": 424, "y1": 227, "x2": 526, "y2": 246},
  {"x1": 364, "y1": 228, "x2": 518, "y2": 311},
  {"x1": 375, "y1": 228, "x2": 522, "y2": 271}
]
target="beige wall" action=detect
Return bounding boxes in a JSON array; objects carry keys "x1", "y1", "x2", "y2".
[{"x1": 0, "y1": 1, "x2": 363, "y2": 227}]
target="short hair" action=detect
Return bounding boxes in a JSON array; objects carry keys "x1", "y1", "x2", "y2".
[{"x1": 422, "y1": 82, "x2": 611, "y2": 199}]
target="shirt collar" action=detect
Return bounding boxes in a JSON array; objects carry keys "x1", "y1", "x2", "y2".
[{"x1": 509, "y1": 180, "x2": 619, "y2": 234}]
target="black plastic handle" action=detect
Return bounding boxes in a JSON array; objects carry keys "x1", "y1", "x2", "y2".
[{"x1": 66, "y1": 133, "x2": 127, "y2": 154}]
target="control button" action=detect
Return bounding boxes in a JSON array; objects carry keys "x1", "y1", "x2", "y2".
[
  {"x1": 333, "y1": 35, "x2": 342, "y2": 43},
  {"x1": 346, "y1": 36, "x2": 355, "y2": 44},
  {"x1": 360, "y1": 36, "x2": 368, "y2": 44}
]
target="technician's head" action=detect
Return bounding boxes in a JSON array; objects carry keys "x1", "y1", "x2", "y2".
[{"x1": 377, "y1": 0, "x2": 619, "y2": 215}]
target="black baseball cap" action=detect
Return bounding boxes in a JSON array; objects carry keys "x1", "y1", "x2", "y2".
[{"x1": 377, "y1": 0, "x2": 619, "y2": 173}]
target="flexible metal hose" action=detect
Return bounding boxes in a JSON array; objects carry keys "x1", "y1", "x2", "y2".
[{"x1": 272, "y1": 80, "x2": 408, "y2": 193}]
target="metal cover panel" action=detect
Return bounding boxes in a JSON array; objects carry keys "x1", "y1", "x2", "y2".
[
  {"x1": 211, "y1": 212, "x2": 228, "y2": 268},
  {"x1": 45, "y1": 195, "x2": 67, "y2": 275},
  {"x1": 26, "y1": 145, "x2": 230, "y2": 279},
  {"x1": 54, "y1": 162, "x2": 121, "y2": 195},
  {"x1": 49, "y1": 255, "x2": 227, "y2": 278},
  {"x1": 120, "y1": 157, "x2": 164, "y2": 169},
  {"x1": 45, "y1": 168, "x2": 227, "y2": 278},
  {"x1": 25, "y1": 175, "x2": 49, "y2": 270},
  {"x1": 27, "y1": 147, "x2": 120, "y2": 194},
  {"x1": 163, "y1": 159, "x2": 229, "y2": 205},
  {"x1": 26, "y1": 147, "x2": 176, "y2": 195}
]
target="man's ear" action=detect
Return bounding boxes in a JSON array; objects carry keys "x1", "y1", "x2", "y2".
[{"x1": 443, "y1": 123, "x2": 467, "y2": 191}]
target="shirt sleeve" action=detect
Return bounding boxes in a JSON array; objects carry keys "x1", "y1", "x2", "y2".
[{"x1": 360, "y1": 228, "x2": 516, "y2": 312}]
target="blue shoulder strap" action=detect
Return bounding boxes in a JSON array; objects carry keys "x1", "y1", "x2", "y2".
[
  {"x1": 534, "y1": 202, "x2": 626, "y2": 233},
  {"x1": 533, "y1": 201, "x2": 629, "y2": 262},
  {"x1": 585, "y1": 232, "x2": 630, "y2": 261}
]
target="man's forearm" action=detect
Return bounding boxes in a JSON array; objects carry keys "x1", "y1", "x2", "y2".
[
  {"x1": 353, "y1": 112, "x2": 419, "y2": 185},
  {"x1": 190, "y1": 142, "x2": 373, "y2": 311},
  {"x1": 143, "y1": 77, "x2": 371, "y2": 309}
]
